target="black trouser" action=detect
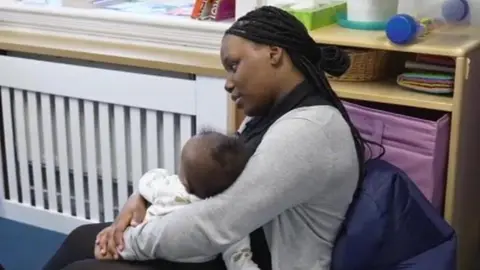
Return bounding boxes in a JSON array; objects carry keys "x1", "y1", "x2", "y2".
[{"x1": 42, "y1": 223, "x2": 227, "y2": 270}]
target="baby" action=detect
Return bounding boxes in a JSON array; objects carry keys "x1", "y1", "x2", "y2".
[
  {"x1": 140, "y1": 129, "x2": 251, "y2": 217},
  {"x1": 111, "y1": 129, "x2": 258, "y2": 269}
]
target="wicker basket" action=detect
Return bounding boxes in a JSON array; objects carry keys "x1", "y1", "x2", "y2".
[{"x1": 327, "y1": 49, "x2": 390, "y2": 82}]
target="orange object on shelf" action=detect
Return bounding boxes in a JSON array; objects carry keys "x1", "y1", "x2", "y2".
[{"x1": 191, "y1": 0, "x2": 213, "y2": 19}]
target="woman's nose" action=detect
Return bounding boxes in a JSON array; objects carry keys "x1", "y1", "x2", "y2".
[{"x1": 224, "y1": 80, "x2": 234, "y2": 93}]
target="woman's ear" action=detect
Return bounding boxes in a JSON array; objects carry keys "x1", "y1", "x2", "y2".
[{"x1": 269, "y1": 46, "x2": 283, "y2": 66}]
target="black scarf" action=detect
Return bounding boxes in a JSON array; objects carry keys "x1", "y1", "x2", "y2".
[{"x1": 237, "y1": 80, "x2": 331, "y2": 270}]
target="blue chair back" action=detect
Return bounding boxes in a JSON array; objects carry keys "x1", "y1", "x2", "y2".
[{"x1": 331, "y1": 159, "x2": 456, "y2": 270}]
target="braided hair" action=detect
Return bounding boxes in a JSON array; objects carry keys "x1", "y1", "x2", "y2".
[{"x1": 225, "y1": 6, "x2": 375, "y2": 188}]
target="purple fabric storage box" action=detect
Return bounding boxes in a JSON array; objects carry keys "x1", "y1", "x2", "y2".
[{"x1": 343, "y1": 101, "x2": 451, "y2": 211}]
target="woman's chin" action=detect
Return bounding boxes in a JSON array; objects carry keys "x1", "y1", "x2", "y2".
[
  {"x1": 235, "y1": 102, "x2": 244, "y2": 110},
  {"x1": 243, "y1": 106, "x2": 263, "y2": 117}
]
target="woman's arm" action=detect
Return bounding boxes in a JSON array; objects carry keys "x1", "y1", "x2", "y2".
[{"x1": 120, "y1": 108, "x2": 357, "y2": 261}]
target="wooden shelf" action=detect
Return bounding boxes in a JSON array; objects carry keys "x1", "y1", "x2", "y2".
[
  {"x1": 0, "y1": 29, "x2": 456, "y2": 112},
  {"x1": 330, "y1": 80, "x2": 453, "y2": 112},
  {"x1": 311, "y1": 25, "x2": 480, "y2": 57},
  {"x1": 0, "y1": 29, "x2": 225, "y2": 77}
]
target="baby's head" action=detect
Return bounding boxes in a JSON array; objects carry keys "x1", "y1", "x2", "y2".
[{"x1": 179, "y1": 129, "x2": 250, "y2": 199}]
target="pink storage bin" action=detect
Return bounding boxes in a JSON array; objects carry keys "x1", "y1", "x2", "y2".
[{"x1": 343, "y1": 101, "x2": 451, "y2": 211}]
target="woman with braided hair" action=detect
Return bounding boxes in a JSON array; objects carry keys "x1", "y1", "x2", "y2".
[{"x1": 43, "y1": 6, "x2": 367, "y2": 270}]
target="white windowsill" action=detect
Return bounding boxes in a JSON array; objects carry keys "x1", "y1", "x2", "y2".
[{"x1": 0, "y1": 3, "x2": 241, "y2": 53}]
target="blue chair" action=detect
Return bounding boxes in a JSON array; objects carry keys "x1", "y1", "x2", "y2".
[{"x1": 331, "y1": 159, "x2": 456, "y2": 270}]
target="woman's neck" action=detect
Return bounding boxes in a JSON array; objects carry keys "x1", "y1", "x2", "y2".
[{"x1": 273, "y1": 72, "x2": 305, "y2": 103}]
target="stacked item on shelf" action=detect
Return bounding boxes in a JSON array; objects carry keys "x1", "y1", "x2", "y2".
[
  {"x1": 277, "y1": 1, "x2": 347, "y2": 31},
  {"x1": 191, "y1": 0, "x2": 235, "y2": 21},
  {"x1": 337, "y1": 0, "x2": 398, "y2": 30},
  {"x1": 397, "y1": 54, "x2": 456, "y2": 95}
]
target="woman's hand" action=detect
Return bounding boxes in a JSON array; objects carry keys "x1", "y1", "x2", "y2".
[
  {"x1": 95, "y1": 193, "x2": 148, "y2": 259},
  {"x1": 94, "y1": 241, "x2": 115, "y2": 260}
]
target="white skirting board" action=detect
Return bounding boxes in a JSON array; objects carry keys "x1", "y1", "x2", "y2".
[{"x1": 0, "y1": 200, "x2": 94, "y2": 234}]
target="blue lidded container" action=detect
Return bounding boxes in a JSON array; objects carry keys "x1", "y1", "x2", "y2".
[
  {"x1": 385, "y1": 14, "x2": 422, "y2": 45},
  {"x1": 442, "y1": 0, "x2": 469, "y2": 22}
]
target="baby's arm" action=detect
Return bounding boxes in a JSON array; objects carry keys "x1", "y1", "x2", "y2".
[{"x1": 222, "y1": 237, "x2": 261, "y2": 270}]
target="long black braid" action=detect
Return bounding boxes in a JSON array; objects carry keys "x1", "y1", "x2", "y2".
[{"x1": 226, "y1": 6, "x2": 371, "y2": 188}]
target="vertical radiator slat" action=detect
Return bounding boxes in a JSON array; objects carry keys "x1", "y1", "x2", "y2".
[
  {"x1": 114, "y1": 105, "x2": 129, "y2": 207},
  {"x1": 174, "y1": 116, "x2": 180, "y2": 171},
  {"x1": 129, "y1": 108, "x2": 142, "y2": 191},
  {"x1": 84, "y1": 101, "x2": 100, "y2": 221},
  {"x1": 99, "y1": 103, "x2": 114, "y2": 221},
  {"x1": 179, "y1": 115, "x2": 192, "y2": 157},
  {"x1": 146, "y1": 110, "x2": 158, "y2": 170},
  {"x1": 162, "y1": 113, "x2": 175, "y2": 173},
  {"x1": 69, "y1": 98, "x2": 86, "y2": 218},
  {"x1": 55, "y1": 96, "x2": 71, "y2": 214},
  {"x1": 2, "y1": 87, "x2": 18, "y2": 201},
  {"x1": 14, "y1": 89, "x2": 31, "y2": 205},
  {"x1": 27, "y1": 92, "x2": 44, "y2": 207},
  {"x1": 0, "y1": 110, "x2": 3, "y2": 199},
  {"x1": 157, "y1": 113, "x2": 164, "y2": 169},
  {"x1": 41, "y1": 94, "x2": 57, "y2": 210}
]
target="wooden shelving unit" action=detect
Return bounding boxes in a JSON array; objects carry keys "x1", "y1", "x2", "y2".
[
  {"x1": 309, "y1": 25, "x2": 480, "y2": 270},
  {"x1": 331, "y1": 80, "x2": 453, "y2": 112},
  {"x1": 310, "y1": 24, "x2": 480, "y2": 57}
]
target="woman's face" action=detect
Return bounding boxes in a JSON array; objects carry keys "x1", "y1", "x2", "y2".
[{"x1": 220, "y1": 35, "x2": 279, "y2": 116}]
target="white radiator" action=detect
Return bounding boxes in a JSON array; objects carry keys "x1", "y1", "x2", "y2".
[{"x1": 0, "y1": 55, "x2": 229, "y2": 234}]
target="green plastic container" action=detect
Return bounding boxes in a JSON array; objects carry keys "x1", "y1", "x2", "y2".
[{"x1": 285, "y1": 2, "x2": 346, "y2": 30}]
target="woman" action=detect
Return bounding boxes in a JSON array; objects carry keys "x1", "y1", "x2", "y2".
[{"x1": 43, "y1": 6, "x2": 366, "y2": 270}]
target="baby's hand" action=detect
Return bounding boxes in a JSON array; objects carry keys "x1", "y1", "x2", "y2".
[
  {"x1": 94, "y1": 243, "x2": 116, "y2": 260},
  {"x1": 130, "y1": 220, "x2": 140, "y2": 227}
]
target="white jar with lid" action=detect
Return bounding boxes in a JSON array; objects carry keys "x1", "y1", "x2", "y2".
[{"x1": 347, "y1": 0, "x2": 399, "y2": 22}]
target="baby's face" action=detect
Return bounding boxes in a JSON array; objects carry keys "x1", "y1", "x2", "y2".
[{"x1": 178, "y1": 163, "x2": 190, "y2": 192}]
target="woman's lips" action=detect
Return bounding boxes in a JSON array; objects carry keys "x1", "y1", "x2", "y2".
[
  {"x1": 231, "y1": 94, "x2": 242, "y2": 105},
  {"x1": 235, "y1": 97, "x2": 243, "y2": 106}
]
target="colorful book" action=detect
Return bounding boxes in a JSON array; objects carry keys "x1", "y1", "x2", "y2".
[
  {"x1": 191, "y1": 0, "x2": 235, "y2": 21},
  {"x1": 416, "y1": 54, "x2": 455, "y2": 67},
  {"x1": 209, "y1": 0, "x2": 235, "y2": 21},
  {"x1": 397, "y1": 72, "x2": 454, "y2": 94},
  {"x1": 405, "y1": 61, "x2": 455, "y2": 74},
  {"x1": 191, "y1": 0, "x2": 213, "y2": 19}
]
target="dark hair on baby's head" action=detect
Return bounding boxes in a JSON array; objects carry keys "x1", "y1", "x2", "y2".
[{"x1": 186, "y1": 128, "x2": 251, "y2": 199}]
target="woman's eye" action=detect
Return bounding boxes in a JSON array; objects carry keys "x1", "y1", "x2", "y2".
[{"x1": 229, "y1": 62, "x2": 238, "y2": 72}]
